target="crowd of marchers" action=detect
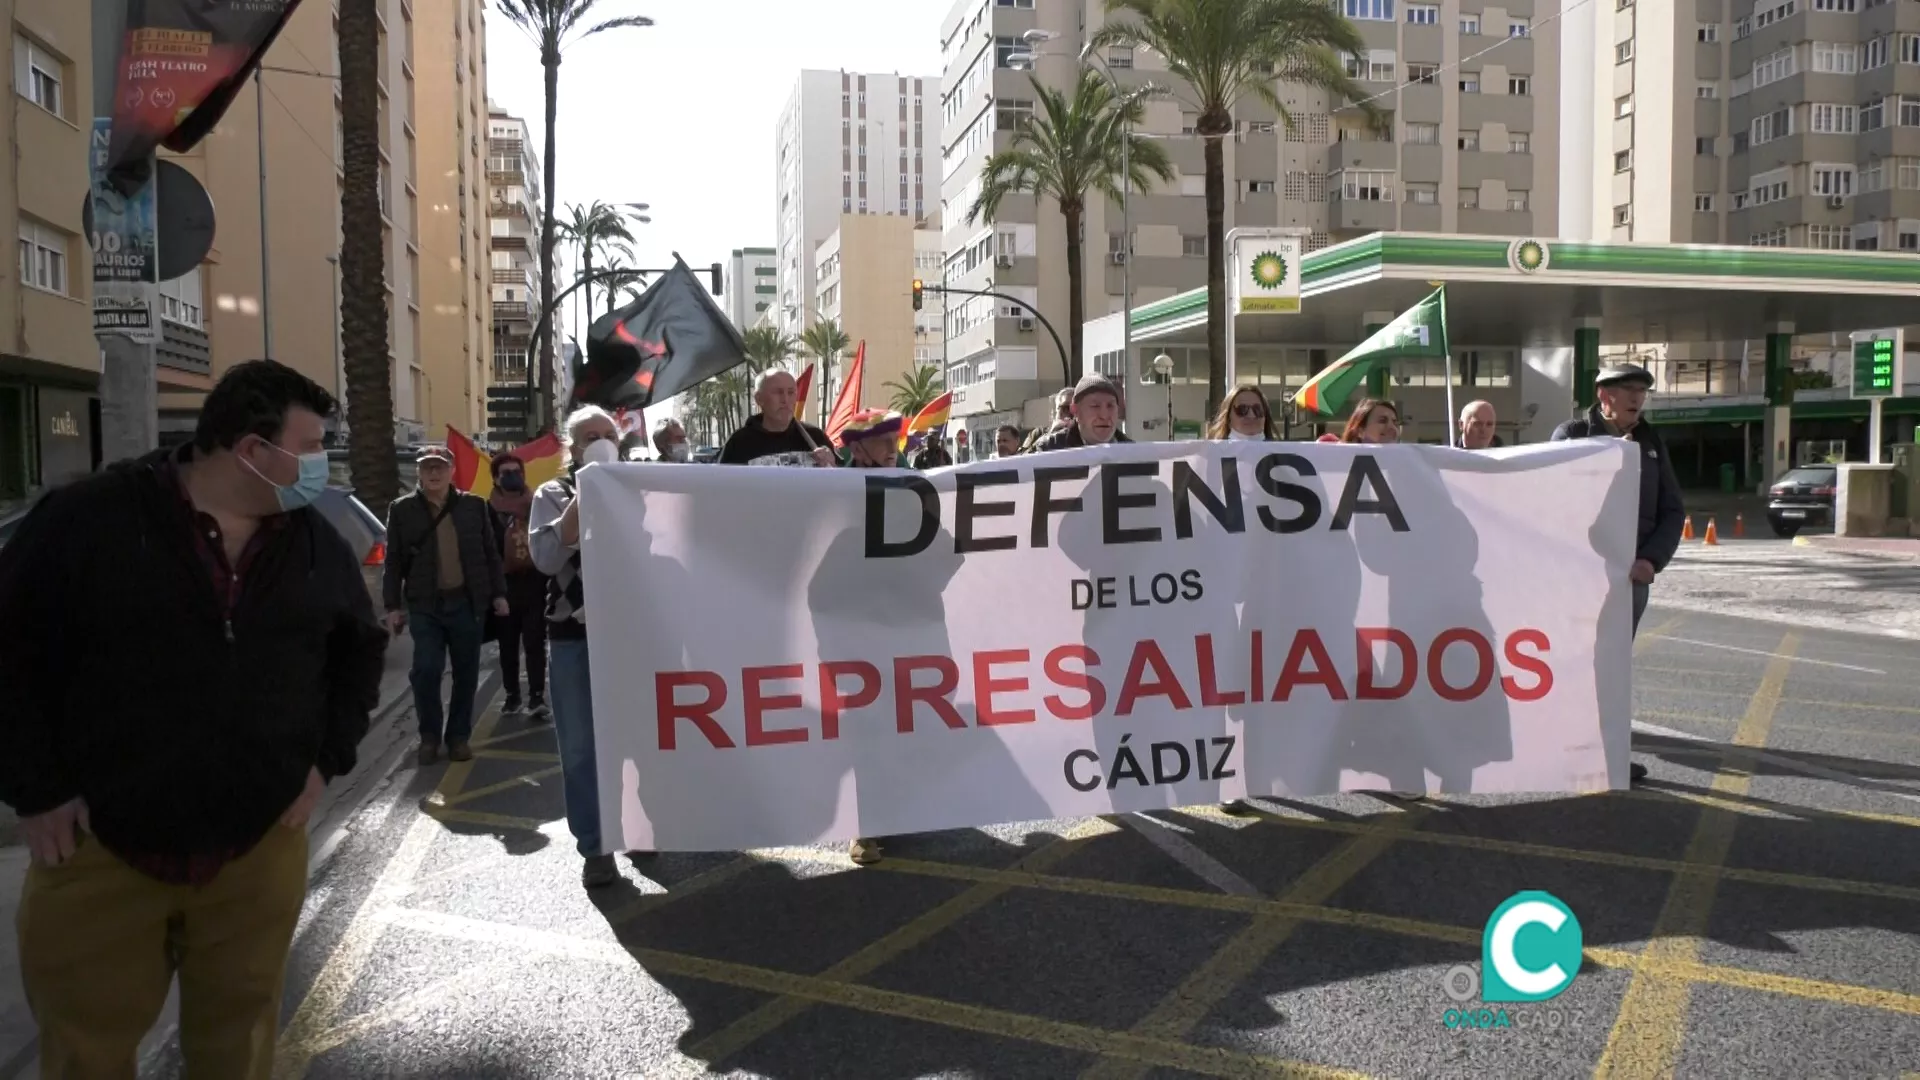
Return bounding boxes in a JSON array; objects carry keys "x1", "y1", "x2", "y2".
[{"x1": 0, "y1": 354, "x2": 1679, "y2": 1079}]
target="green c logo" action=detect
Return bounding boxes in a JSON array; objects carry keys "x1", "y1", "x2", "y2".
[{"x1": 1481, "y1": 891, "x2": 1583, "y2": 1002}]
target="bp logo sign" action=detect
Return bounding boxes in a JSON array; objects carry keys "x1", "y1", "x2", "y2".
[
  {"x1": 1236, "y1": 240, "x2": 1301, "y2": 313},
  {"x1": 1508, "y1": 239, "x2": 1549, "y2": 274},
  {"x1": 1251, "y1": 250, "x2": 1288, "y2": 290}
]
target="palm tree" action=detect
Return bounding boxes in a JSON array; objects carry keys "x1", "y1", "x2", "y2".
[
  {"x1": 556, "y1": 199, "x2": 637, "y2": 333},
  {"x1": 884, "y1": 364, "x2": 945, "y2": 418},
  {"x1": 337, "y1": 0, "x2": 397, "y2": 516},
  {"x1": 799, "y1": 318, "x2": 853, "y2": 419},
  {"x1": 966, "y1": 70, "x2": 1173, "y2": 386},
  {"x1": 1094, "y1": 0, "x2": 1376, "y2": 416},
  {"x1": 598, "y1": 258, "x2": 646, "y2": 318},
  {"x1": 493, "y1": 2, "x2": 653, "y2": 432}
]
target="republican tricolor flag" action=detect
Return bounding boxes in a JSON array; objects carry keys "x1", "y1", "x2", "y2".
[{"x1": 901, "y1": 390, "x2": 953, "y2": 450}]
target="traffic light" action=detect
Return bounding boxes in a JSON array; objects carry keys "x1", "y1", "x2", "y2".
[{"x1": 911, "y1": 279, "x2": 924, "y2": 311}]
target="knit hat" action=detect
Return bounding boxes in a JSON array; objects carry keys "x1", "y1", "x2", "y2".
[
  {"x1": 837, "y1": 408, "x2": 906, "y2": 448},
  {"x1": 1072, "y1": 373, "x2": 1121, "y2": 403}
]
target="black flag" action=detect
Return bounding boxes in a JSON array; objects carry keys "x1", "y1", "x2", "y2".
[{"x1": 573, "y1": 259, "x2": 748, "y2": 411}]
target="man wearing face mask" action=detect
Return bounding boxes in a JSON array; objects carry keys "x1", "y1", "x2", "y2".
[
  {"x1": 0, "y1": 360, "x2": 387, "y2": 1078},
  {"x1": 384, "y1": 445, "x2": 510, "y2": 766},
  {"x1": 488, "y1": 452, "x2": 550, "y2": 720},
  {"x1": 652, "y1": 416, "x2": 692, "y2": 462},
  {"x1": 529, "y1": 406, "x2": 636, "y2": 887}
]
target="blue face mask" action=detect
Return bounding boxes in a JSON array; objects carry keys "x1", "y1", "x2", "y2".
[{"x1": 244, "y1": 441, "x2": 331, "y2": 512}]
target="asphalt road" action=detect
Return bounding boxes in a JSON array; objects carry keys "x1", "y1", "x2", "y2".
[{"x1": 138, "y1": 602, "x2": 1920, "y2": 1080}]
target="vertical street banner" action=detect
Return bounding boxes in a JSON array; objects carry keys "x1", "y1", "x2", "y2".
[
  {"x1": 102, "y1": 0, "x2": 303, "y2": 191},
  {"x1": 1229, "y1": 232, "x2": 1303, "y2": 315},
  {"x1": 89, "y1": 119, "x2": 160, "y2": 342},
  {"x1": 578, "y1": 438, "x2": 1641, "y2": 853}
]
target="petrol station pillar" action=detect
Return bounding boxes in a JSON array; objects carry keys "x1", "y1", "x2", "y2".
[{"x1": 1761, "y1": 323, "x2": 1796, "y2": 486}]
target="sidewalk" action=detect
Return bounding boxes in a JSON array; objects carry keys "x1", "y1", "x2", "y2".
[
  {"x1": 0, "y1": 636, "x2": 428, "y2": 1079},
  {"x1": 1794, "y1": 533, "x2": 1920, "y2": 559}
]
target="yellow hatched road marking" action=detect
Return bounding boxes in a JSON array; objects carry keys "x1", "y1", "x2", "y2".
[
  {"x1": 1617, "y1": 785, "x2": 1920, "y2": 830},
  {"x1": 433, "y1": 766, "x2": 564, "y2": 809},
  {"x1": 1593, "y1": 632, "x2": 1797, "y2": 1080},
  {"x1": 1636, "y1": 707, "x2": 1920, "y2": 746},
  {"x1": 420, "y1": 805, "x2": 552, "y2": 832},
  {"x1": 474, "y1": 748, "x2": 561, "y2": 763}
]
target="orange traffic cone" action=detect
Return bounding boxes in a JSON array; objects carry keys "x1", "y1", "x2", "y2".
[
  {"x1": 1734, "y1": 513, "x2": 1746, "y2": 538},
  {"x1": 1682, "y1": 515, "x2": 1695, "y2": 541},
  {"x1": 1703, "y1": 517, "x2": 1719, "y2": 545}
]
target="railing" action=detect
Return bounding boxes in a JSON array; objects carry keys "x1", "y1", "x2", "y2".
[
  {"x1": 486, "y1": 156, "x2": 524, "y2": 177},
  {"x1": 492, "y1": 234, "x2": 529, "y2": 251},
  {"x1": 492, "y1": 301, "x2": 530, "y2": 321},
  {"x1": 491, "y1": 268, "x2": 530, "y2": 286}
]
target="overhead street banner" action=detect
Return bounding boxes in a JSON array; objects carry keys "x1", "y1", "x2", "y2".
[{"x1": 579, "y1": 440, "x2": 1640, "y2": 853}]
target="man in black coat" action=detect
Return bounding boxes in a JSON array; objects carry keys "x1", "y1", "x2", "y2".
[
  {"x1": 1551, "y1": 361, "x2": 1686, "y2": 782},
  {"x1": 1029, "y1": 374, "x2": 1135, "y2": 453},
  {"x1": 0, "y1": 359, "x2": 387, "y2": 1078}
]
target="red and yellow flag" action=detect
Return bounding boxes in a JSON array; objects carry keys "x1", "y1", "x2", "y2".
[
  {"x1": 901, "y1": 390, "x2": 953, "y2": 450},
  {"x1": 825, "y1": 342, "x2": 866, "y2": 444},
  {"x1": 794, "y1": 363, "x2": 815, "y2": 421},
  {"x1": 447, "y1": 426, "x2": 564, "y2": 499}
]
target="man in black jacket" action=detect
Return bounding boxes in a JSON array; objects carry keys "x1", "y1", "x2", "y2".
[
  {"x1": 384, "y1": 445, "x2": 509, "y2": 765},
  {"x1": 1551, "y1": 361, "x2": 1686, "y2": 782},
  {"x1": 0, "y1": 359, "x2": 387, "y2": 1079},
  {"x1": 1029, "y1": 374, "x2": 1135, "y2": 453}
]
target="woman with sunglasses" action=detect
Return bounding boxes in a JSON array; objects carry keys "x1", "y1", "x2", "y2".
[
  {"x1": 1341, "y1": 398, "x2": 1403, "y2": 444},
  {"x1": 1205, "y1": 384, "x2": 1278, "y2": 442}
]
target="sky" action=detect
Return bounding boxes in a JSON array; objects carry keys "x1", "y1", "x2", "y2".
[{"x1": 481, "y1": 0, "x2": 949, "y2": 316}]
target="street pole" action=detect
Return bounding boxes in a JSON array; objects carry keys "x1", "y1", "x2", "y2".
[
  {"x1": 326, "y1": 253, "x2": 341, "y2": 424},
  {"x1": 1121, "y1": 97, "x2": 1132, "y2": 398},
  {"x1": 256, "y1": 70, "x2": 273, "y2": 357}
]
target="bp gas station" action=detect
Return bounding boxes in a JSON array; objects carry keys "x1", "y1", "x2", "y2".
[{"x1": 1072, "y1": 230, "x2": 1920, "y2": 535}]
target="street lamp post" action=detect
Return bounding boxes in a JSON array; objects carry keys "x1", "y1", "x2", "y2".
[
  {"x1": 1153, "y1": 352, "x2": 1175, "y2": 440},
  {"x1": 325, "y1": 253, "x2": 342, "y2": 434}
]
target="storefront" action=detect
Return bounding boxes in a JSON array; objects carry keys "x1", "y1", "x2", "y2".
[{"x1": 0, "y1": 367, "x2": 99, "y2": 518}]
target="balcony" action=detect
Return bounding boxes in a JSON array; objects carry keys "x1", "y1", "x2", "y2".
[
  {"x1": 491, "y1": 234, "x2": 529, "y2": 253},
  {"x1": 492, "y1": 300, "x2": 531, "y2": 322},
  {"x1": 492, "y1": 268, "x2": 533, "y2": 288},
  {"x1": 486, "y1": 156, "x2": 525, "y2": 180}
]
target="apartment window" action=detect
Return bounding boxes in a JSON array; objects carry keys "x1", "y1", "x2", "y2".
[
  {"x1": 1753, "y1": 0, "x2": 1796, "y2": 28},
  {"x1": 1902, "y1": 99, "x2": 1920, "y2": 126},
  {"x1": 1732, "y1": 192, "x2": 1750, "y2": 209},
  {"x1": 1182, "y1": 235, "x2": 1206, "y2": 257},
  {"x1": 1509, "y1": 19, "x2": 1531, "y2": 37},
  {"x1": 1694, "y1": 194, "x2": 1715, "y2": 211},
  {"x1": 1405, "y1": 121, "x2": 1439, "y2": 144},
  {"x1": 1344, "y1": 53, "x2": 1397, "y2": 81},
  {"x1": 1247, "y1": 179, "x2": 1276, "y2": 194},
  {"x1": 1616, "y1": 40, "x2": 1634, "y2": 63},
  {"x1": 996, "y1": 99, "x2": 1034, "y2": 132},
  {"x1": 1865, "y1": 36, "x2": 1890, "y2": 70},
  {"x1": 1733, "y1": 131, "x2": 1751, "y2": 151},
  {"x1": 1814, "y1": 0, "x2": 1857, "y2": 9},
  {"x1": 1506, "y1": 191, "x2": 1530, "y2": 211},
  {"x1": 1696, "y1": 136, "x2": 1716, "y2": 155},
  {"x1": 1810, "y1": 103, "x2": 1857, "y2": 133},
  {"x1": 1247, "y1": 120, "x2": 1277, "y2": 134},
  {"x1": 1862, "y1": 97, "x2": 1887, "y2": 131},
  {"x1": 1408, "y1": 183, "x2": 1439, "y2": 204},
  {"x1": 1860, "y1": 160, "x2": 1887, "y2": 192},
  {"x1": 1510, "y1": 133, "x2": 1531, "y2": 153},
  {"x1": 1460, "y1": 75, "x2": 1480, "y2": 93},
  {"x1": 1460, "y1": 190, "x2": 1480, "y2": 208},
  {"x1": 1901, "y1": 34, "x2": 1920, "y2": 64},
  {"x1": 1697, "y1": 84, "x2": 1718, "y2": 99},
  {"x1": 1407, "y1": 63, "x2": 1438, "y2": 84},
  {"x1": 1108, "y1": 46, "x2": 1134, "y2": 69},
  {"x1": 1337, "y1": 170, "x2": 1393, "y2": 200},
  {"x1": 1698, "y1": 25, "x2": 1719, "y2": 43},
  {"x1": 13, "y1": 36, "x2": 62, "y2": 117},
  {"x1": 1345, "y1": 0, "x2": 1395, "y2": 20},
  {"x1": 1613, "y1": 204, "x2": 1633, "y2": 226},
  {"x1": 994, "y1": 36, "x2": 1021, "y2": 67},
  {"x1": 1616, "y1": 96, "x2": 1634, "y2": 118},
  {"x1": 1407, "y1": 3, "x2": 1438, "y2": 22},
  {"x1": 158, "y1": 268, "x2": 204, "y2": 328},
  {"x1": 1750, "y1": 169, "x2": 1790, "y2": 204},
  {"x1": 1812, "y1": 164, "x2": 1855, "y2": 196},
  {"x1": 16, "y1": 220, "x2": 67, "y2": 295},
  {"x1": 1735, "y1": 16, "x2": 1753, "y2": 39},
  {"x1": 1753, "y1": 47, "x2": 1797, "y2": 87},
  {"x1": 1812, "y1": 42, "x2": 1858, "y2": 74},
  {"x1": 1460, "y1": 15, "x2": 1480, "y2": 33},
  {"x1": 1751, "y1": 107, "x2": 1792, "y2": 143},
  {"x1": 1900, "y1": 159, "x2": 1920, "y2": 188},
  {"x1": 1458, "y1": 131, "x2": 1480, "y2": 150},
  {"x1": 1807, "y1": 225, "x2": 1851, "y2": 250},
  {"x1": 1614, "y1": 149, "x2": 1633, "y2": 172},
  {"x1": 1752, "y1": 228, "x2": 1788, "y2": 246}
]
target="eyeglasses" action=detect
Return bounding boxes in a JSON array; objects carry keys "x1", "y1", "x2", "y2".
[{"x1": 1233, "y1": 404, "x2": 1266, "y2": 418}]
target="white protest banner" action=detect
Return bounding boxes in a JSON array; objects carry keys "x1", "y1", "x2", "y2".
[{"x1": 579, "y1": 439, "x2": 1639, "y2": 854}]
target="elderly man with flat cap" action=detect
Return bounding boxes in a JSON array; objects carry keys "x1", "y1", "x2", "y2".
[
  {"x1": 1029, "y1": 374, "x2": 1133, "y2": 453},
  {"x1": 1551, "y1": 361, "x2": 1685, "y2": 783}
]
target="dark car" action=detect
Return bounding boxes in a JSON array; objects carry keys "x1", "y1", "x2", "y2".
[
  {"x1": 692, "y1": 446, "x2": 722, "y2": 464},
  {"x1": 1767, "y1": 465, "x2": 1838, "y2": 538}
]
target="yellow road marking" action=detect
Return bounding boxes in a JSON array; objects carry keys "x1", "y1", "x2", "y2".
[
  {"x1": 1636, "y1": 682, "x2": 1920, "y2": 718},
  {"x1": 1637, "y1": 708, "x2": 1920, "y2": 746},
  {"x1": 1636, "y1": 614, "x2": 1686, "y2": 652},
  {"x1": 677, "y1": 818, "x2": 1121, "y2": 1071},
  {"x1": 475, "y1": 748, "x2": 560, "y2": 763},
  {"x1": 382, "y1": 905, "x2": 1372, "y2": 1080},
  {"x1": 432, "y1": 766, "x2": 564, "y2": 809},
  {"x1": 1618, "y1": 785, "x2": 1920, "y2": 830},
  {"x1": 1237, "y1": 805, "x2": 1920, "y2": 904},
  {"x1": 1594, "y1": 633, "x2": 1796, "y2": 1080},
  {"x1": 421, "y1": 806, "x2": 552, "y2": 832},
  {"x1": 1080, "y1": 805, "x2": 1436, "y2": 1080},
  {"x1": 296, "y1": 965, "x2": 487, "y2": 1059},
  {"x1": 273, "y1": 701, "x2": 503, "y2": 1079}
]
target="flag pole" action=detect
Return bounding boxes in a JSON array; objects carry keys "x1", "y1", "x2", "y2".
[{"x1": 1431, "y1": 282, "x2": 1454, "y2": 448}]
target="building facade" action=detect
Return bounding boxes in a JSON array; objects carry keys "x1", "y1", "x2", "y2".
[
  {"x1": 3, "y1": 1, "x2": 97, "y2": 515},
  {"x1": 813, "y1": 215, "x2": 944, "y2": 408},
  {"x1": 723, "y1": 246, "x2": 779, "y2": 329},
  {"x1": 415, "y1": 0, "x2": 492, "y2": 439},
  {"x1": 486, "y1": 103, "x2": 544, "y2": 443},
  {"x1": 937, "y1": 0, "x2": 1562, "y2": 442},
  {"x1": 774, "y1": 69, "x2": 940, "y2": 337}
]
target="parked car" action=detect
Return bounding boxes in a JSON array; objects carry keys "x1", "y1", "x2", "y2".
[
  {"x1": 1767, "y1": 465, "x2": 1838, "y2": 538},
  {"x1": 312, "y1": 486, "x2": 389, "y2": 567},
  {"x1": 693, "y1": 446, "x2": 722, "y2": 464}
]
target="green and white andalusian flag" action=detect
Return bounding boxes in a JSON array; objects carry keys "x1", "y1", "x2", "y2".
[{"x1": 1291, "y1": 287, "x2": 1449, "y2": 417}]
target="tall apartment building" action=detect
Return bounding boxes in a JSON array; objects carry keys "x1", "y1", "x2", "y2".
[
  {"x1": 1567, "y1": 0, "x2": 1920, "y2": 253},
  {"x1": 937, "y1": 0, "x2": 1561, "y2": 436},
  {"x1": 3, "y1": 2, "x2": 97, "y2": 512},
  {"x1": 774, "y1": 69, "x2": 940, "y2": 338},
  {"x1": 415, "y1": 0, "x2": 492, "y2": 438},
  {"x1": 723, "y1": 247, "x2": 779, "y2": 329},
  {"x1": 486, "y1": 104, "x2": 545, "y2": 442},
  {"x1": 814, "y1": 215, "x2": 946, "y2": 403}
]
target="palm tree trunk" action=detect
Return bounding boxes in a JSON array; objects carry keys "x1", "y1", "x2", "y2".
[
  {"x1": 1203, "y1": 131, "x2": 1227, "y2": 420},
  {"x1": 1063, "y1": 202, "x2": 1085, "y2": 386},
  {"x1": 535, "y1": 41, "x2": 561, "y2": 434},
  {"x1": 337, "y1": 0, "x2": 397, "y2": 517},
  {"x1": 580, "y1": 246, "x2": 594, "y2": 339}
]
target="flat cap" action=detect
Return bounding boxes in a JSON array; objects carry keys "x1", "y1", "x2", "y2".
[{"x1": 1595, "y1": 362, "x2": 1654, "y2": 388}]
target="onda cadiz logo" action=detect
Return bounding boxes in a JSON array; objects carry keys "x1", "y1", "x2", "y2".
[{"x1": 1482, "y1": 891, "x2": 1583, "y2": 1002}]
